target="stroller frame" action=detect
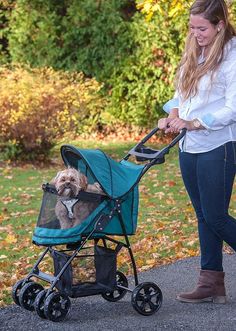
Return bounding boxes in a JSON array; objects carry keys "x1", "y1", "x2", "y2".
[{"x1": 12, "y1": 127, "x2": 186, "y2": 322}]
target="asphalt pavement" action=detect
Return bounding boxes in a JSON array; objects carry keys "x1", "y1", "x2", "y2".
[{"x1": 1, "y1": 253, "x2": 236, "y2": 331}]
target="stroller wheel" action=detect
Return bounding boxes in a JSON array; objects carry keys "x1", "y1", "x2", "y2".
[
  {"x1": 34, "y1": 289, "x2": 48, "y2": 319},
  {"x1": 19, "y1": 282, "x2": 44, "y2": 311},
  {"x1": 44, "y1": 292, "x2": 71, "y2": 322},
  {"x1": 131, "y1": 282, "x2": 162, "y2": 316},
  {"x1": 12, "y1": 279, "x2": 32, "y2": 306},
  {"x1": 101, "y1": 271, "x2": 128, "y2": 302}
]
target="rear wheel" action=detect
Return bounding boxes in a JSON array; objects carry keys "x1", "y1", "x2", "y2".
[
  {"x1": 101, "y1": 271, "x2": 128, "y2": 302},
  {"x1": 131, "y1": 282, "x2": 162, "y2": 316}
]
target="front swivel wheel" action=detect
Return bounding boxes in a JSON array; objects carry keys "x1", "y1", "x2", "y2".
[
  {"x1": 44, "y1": 292, "x2": 71, "y2": 322},
  {"x1": 34, "y1": 289, "x2": 48, "y2": 319},
  {"x1": 12, "y1": 279, "x2": 32, "y2": 306},
  {"x1": 19, "y1": 282, "x2": 44, "y2": 311}
]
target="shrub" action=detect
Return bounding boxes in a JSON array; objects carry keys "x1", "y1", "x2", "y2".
[
  {"x1": 7, "y1": 0, "x2": 136, "y2": 81},
  {"x1": 0, "y1": 66, "x2": 105, "y2": 161},
  {"x1": 6, "y1": 0, "x2": 187, "y2": 127},
  {"x1": 105, "y1": 8, "x2": 187, "y2": 127}
]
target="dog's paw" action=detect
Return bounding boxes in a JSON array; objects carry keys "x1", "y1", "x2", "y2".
[{"x1": 87, "y1": 182, "x2": 104, "y2": 194}]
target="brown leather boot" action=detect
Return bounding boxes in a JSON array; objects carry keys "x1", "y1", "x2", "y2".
[{"x1": 176, "y1": 270, "x2": 226, "y2": 304}]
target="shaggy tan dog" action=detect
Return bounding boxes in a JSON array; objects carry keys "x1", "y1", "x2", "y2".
[{"x1": 50, "y1": 168, "x2": 104, "y2": 229}]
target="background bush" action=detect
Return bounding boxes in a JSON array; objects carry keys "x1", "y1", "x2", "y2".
[
  {"x1": 7, "y1": 0, "x2": 136, "y2": 80},
  {"x1": 5, "y1": 0, "x2": 185, "y2": 126},
  {"x1": 0, "y1": 66, "x2": 105, "y2": 160},
  {"x1": 106, "y1": 7, "x2": 188, "y2": 126}
]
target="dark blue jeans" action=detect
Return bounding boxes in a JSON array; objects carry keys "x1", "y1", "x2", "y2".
[{"x1": 179, "y1": 141, "x2": 236, "y2": 271}]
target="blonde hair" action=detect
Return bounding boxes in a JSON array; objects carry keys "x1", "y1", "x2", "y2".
[{"x1": 176, "y1": 0, "x2": 236, "y2": 101}]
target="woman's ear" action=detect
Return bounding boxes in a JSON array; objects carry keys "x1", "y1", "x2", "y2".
[{"x1": 217, "y1": 20, "x2": 225, "y2": 32}]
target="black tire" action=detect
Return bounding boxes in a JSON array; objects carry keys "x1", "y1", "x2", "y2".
[
  {"x1": 131, "y1": 282, "x2": 162, "y2": 316},
  {"x1": 44, "y1": 292, "x2": 71, "y2": 322},
  {"x1": 101, "y1": 271, "x2": 128, "y2": 302},
  {"x1": 19, "y1": 282, "x2": 44, "y2": 311},
  {"x1": 34, "y1": 289, "x2": 48, "y2": 319},
  {"x1": 12, "y1": 279, "x2": 31, "y2": 306}
]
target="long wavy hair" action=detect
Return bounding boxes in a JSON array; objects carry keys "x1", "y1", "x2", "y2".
[{"x1": 176, "y1": 0, "x2": 236, "y2": 101}]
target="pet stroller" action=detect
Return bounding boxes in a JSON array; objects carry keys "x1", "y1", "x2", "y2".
[{"x1": 12, "y1": 127, "x2": 186, "y2": 322}]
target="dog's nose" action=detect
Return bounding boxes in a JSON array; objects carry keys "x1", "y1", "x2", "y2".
[{"x1": 65, "y1": 181, "x2": 70, "y2": 187}]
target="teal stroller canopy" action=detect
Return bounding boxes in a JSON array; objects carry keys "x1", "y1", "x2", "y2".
[{"x1": 61, "y1": 145, "x2": 145, "y2": 199}]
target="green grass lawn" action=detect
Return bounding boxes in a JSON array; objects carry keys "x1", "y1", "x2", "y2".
[{"x1": 0, "y1": 138, "x2": 235, "y2": 306}]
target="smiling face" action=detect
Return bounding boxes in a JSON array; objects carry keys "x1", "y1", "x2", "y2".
[{"x1": 189, "y1": 14, "x2": 219, "y2": 48}]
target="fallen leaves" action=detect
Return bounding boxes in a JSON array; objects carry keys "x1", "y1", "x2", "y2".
[{"x1": 5, "y1": 234, "x2": 18, "y2": 244}]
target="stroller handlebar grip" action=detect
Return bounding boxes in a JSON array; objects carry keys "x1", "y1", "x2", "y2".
[{"x1": 124, "y1": 128, "x2": 187, "y2": 162}]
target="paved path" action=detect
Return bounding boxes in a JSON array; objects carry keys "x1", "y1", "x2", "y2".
[{"x1": 1, "y1": 254, "x2": 236, "y2": 331}]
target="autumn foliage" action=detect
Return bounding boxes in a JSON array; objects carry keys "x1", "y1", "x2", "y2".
[{"x1": 0, "y1": 66, "x2": 105, "y2": 160}]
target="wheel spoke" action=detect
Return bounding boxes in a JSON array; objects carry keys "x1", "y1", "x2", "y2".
[
  {"x1": 140, "y1": 300, "x2": 146, "y2": 310},
  {"x1": 144, "y1": 287, "x2": 151, "y2": 295},
  {"x1": 148, "y1": 300, "x2": 156, "y2": 310}
]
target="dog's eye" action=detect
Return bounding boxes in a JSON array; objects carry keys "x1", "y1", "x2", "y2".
[
  {"x1": 70, "y1": 178, "x2": 75, "y2": 182},
  {"x1": 61, "y1": 177, "x2": 66, "y2": 182}
]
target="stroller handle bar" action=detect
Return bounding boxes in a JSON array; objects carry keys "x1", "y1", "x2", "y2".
[{"x1": 123, "y1": 128, "x2": 187, "y2": 166}]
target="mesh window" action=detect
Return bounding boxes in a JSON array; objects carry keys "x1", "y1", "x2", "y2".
[
  {"x1": 37, "y1": 190, "x2": 60, "y2": 229},
  {"x1": 37, "y1": 189, "x2": 101, "y2": 230}
]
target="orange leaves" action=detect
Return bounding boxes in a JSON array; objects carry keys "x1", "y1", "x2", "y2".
[
  {"x1": 136, "y1": 0, "x2": 189, "y2": 20},
  {"x1": 0, "y1": 66, "x2": 106, "y2": 161}
]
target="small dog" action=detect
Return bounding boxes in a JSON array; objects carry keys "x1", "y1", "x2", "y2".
[{"x1": 50, "y1": 168, "x2": 104, "y2": 229}]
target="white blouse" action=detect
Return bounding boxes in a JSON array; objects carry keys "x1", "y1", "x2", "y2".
[{"x1": 164, "y1": 36, "x2": 236, "y2": 153}]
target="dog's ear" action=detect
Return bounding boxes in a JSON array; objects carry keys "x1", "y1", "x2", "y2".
[
  {"x1": 79, "y1": 173, "x2": 88, "y2": 190},
  {"x1": 50, "y1": 171, "x2": 61, "y2": 185}
]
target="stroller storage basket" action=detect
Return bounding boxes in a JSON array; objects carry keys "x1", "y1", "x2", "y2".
[{"x1": 52, "y1": 245, "x2": 117, "y2": 297}]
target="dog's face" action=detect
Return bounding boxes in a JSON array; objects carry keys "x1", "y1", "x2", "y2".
[{"x1": 51, "y1": 168, "x2": 87, "y2": 197}]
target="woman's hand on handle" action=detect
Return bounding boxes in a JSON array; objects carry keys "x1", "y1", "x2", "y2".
[
  {"x1": 158, "y1": 107, "x2": 180, "y2": 133},
  {"x1": 158, "y1": 118, "x2": 172, "y2": 130},
  {"x1": 167, "y1": 118, "x2": 204, "y2": 132}
]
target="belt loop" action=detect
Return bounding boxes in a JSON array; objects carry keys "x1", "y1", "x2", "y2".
[{"x1": 232, "y1": 141, "x2": 236, "y2": 165}]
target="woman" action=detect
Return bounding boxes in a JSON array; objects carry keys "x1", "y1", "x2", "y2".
[{"x1": 158, "y1": 0, "x2": 236, "y2": 304}]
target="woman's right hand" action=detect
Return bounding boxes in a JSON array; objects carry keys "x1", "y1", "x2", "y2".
[{"x1": 158, "y1": 118, "x2": 173, "y2": 132}]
